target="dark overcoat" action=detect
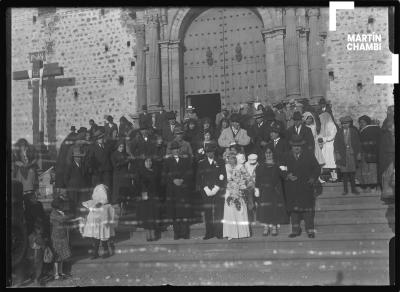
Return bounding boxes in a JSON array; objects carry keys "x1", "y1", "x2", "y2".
[
  {"x1": 266, "y1": 138, "x2": 290, "y2": 165},
  {"x1": 161, "y1": 122, "x2": 182, "y2": 143},
  {"x1": 255, "y1": 163, "x2": 289, "y2": 224},
  {"x1": 110, "y1": 151, "x2": 132, "y2": 203},
  {"x1": 280, "y1": 150, "x2": 320, "y2": 212},
  {"x1": 162, "y1": 157, "x2": 194, "y2": 221},
  {"x1": 55, "y1": 136, "x2": 75, "y2": 188},
  {"x1": 334, "y1": 127, "x2": 361, "y2": 167},
  {"x1": 286, "y1": 124, "x2": 315, "y2": 153},
  {"x1": 87, "y1": 143, "x2": 113, "y2": 173}
]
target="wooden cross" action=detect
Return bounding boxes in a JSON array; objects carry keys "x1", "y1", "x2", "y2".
[{"x1": 13, "y1": 54, "x2": 74, "y2": 169}]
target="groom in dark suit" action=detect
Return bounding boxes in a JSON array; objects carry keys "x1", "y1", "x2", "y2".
[
  {"x1": 286, "y1": 111, "x2": 315, "y2": 154},
  {"x1": 196, "y1": 143, "x2": 227, "y2": 240}
]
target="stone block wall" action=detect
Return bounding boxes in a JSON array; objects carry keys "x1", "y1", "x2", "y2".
[{"x1": 323, "y1": 7, "x2": 394, "y2": 127}]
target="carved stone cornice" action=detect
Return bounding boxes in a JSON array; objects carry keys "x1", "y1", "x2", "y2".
[{"x1": 261, "y1": 26, "x2": 286, "y2": 40}]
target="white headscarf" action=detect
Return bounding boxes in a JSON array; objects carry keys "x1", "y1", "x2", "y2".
[
  {"x1": 92, "y1": 184, "x2": 109, "y2": 205},
  {"x1": 303, "y1": 111, "x2": 317, "y2": 136},
  {"x1": 319, "y1": 112, "x2": 334, "y2": 137}
]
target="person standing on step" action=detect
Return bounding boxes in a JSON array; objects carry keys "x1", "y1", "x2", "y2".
[
  {"x1": 244, "y1": 154, "x2": 258, "y2": 224},
  {"x1": 266, "y1": 124, "x2": 289, "y2": 165},
  {"x1": 81, "y1": 184, "x2": 118, "y2": 259},
  {"x1": 218, "y1": 113, "x2": 251, "y2": 150},
  {"x1": 254, "y1": 146, "x2": 289, "y2": 236},
  {"x1": 104, "y1": 115, "x2": 118, "y2": 150},
  {"x1": 162, "y1": 141, "x2": 194, "y2": 240},
  {"x1": 286, "y1": 111, "x2": 315, "y2": 155},
  {"x1": 161, "y1": 111, "x2": 182, "y2": 144},
  {"x1": 319, "y1": 112, "x2": 338, "y2": 182},
  {"x1": 280, "y1": 135, "x2": 320, "y2": 239},
  {"x1": 379, "y1": 117, "x2": 395, "y2": 201},
  {"x1": 137, "y1": 157, "x2": 162, "y2": 241},
  {"x1": 111, "y1": 139, "x2": 133, "y2": 205},
  {"x1": 196, "y1": 143, "x2": 226, "y2": 240},
  {"x1": 334, "y1": 116, "x2": 362, "y2": 195}
]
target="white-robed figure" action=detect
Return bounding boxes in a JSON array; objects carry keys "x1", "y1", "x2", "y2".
[
  {"x1": 81, "y1": 184, "x2": 118, "y2": 259},
  {"x1": 303, "y1": 112, "x2": 325, "y2": 166},
  {"x1": 319, "y1": 112, "x2": 338, "y2": 181},
  {"x1": 222, "y1": 151, "x2": 251, "y2": 240}
]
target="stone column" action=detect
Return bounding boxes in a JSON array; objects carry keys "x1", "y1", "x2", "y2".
[
  {"x1": 160, "y1": 41, "x2": 170, "y2": 108},
  {"x1": 283, "y1": 8, "x2": 301, "y2": 100},
  {"x1": 169, "y1": 40, "x2": 182, "y2": 120},
  {"x1": 296, "y1": 8, "x2": 310, "y2": 99},
  {"x1": 262, "y1": 27, "x2": 287, "y2": 103},
  {"x1": 134, "y1": 24, "x2": 147, "y2": 112},
  {"x1": 147, "y1": 15, "x2": 162, "y2": 112},
  {"x1": 307, "y1": 8, "x2": 324, "y2": 103}
]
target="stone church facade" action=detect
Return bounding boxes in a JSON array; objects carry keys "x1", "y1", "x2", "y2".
[{"x1": 11, "y1": 7, "x2": 393, "y2": 152}]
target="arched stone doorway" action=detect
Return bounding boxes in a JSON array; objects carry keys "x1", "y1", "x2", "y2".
[{"x1": 182, "y1": 8, "x2": 267, "y2": 121}]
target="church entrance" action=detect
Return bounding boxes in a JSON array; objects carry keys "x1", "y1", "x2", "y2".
[
  {"x1": 187, "y1": 93, "x2": 221, "y2": 123},
  {"x1": 182, "y1": 8, "x2": 267, "y2": 111}
]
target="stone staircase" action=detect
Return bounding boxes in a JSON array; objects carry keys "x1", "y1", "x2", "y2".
[{"x1": 62, "y1": 183, "x2": 394, "y2": 286}]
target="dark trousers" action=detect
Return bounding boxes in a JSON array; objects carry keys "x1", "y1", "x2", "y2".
[
  {"x1": 30, "y1": 249, "x2": 44, "y2": 281},
  {"x1": 203, "y1": 193, "x2": 224, "y2": 238},
  {"x1": 92, "y1": 171, "x2": 112, "y2": 190},
  {"x1": 342, "y1": 172, "x2": 356, "y2": 192},
  {"x1": 172, "y1": 220, "x2": 190, "y2": 239},
  {"x1": 91, "y1": 238, "x2": 110, "y2": 255},
  {"x1": 290, "y1": 210, "x2": 315, "y2": 233}
]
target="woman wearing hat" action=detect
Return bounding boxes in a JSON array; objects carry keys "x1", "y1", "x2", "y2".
[
  {"x1": 218, "y1": 113, "x2": 250, "y2": 149},
  {"x1": 334, "y1": 116, "x2": 361, "y2": 195},
  {"x1": 356, "y1": 115, "x2": 381, "y2": 192},
  {"x1": 280, "y1": 134, "x2": 320, "y2": 238},
  {"x1": 111, "y1": 139, "x2": 133, "y2": 205},
  {"x1": 254, "y1": 146, "x2": 289, "y2": 236},
  {"x1": 195, "y1": 130, "x2": 217, "y2": 162}
]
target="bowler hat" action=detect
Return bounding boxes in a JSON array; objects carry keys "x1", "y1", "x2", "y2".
[
  {"x1": 289, "y1": 134, "x2": 306, "y2": 146},
  {"x1": 340, "y1": 116, "x2": 353, "y2": 124},
  {"x1": 174, "y1": 127, "x2": 184, "y2": 135},
  {"x1": 264, "y1": 109, "x2": 276, "y2": 121},
  {"x1": 292, "y1": 111, "x2": 303, "y2": 121},
  {"x1": 204, "y1": 142, "x2": 217, "y2": 153},
  {"x1": 166, "y1": 111, "x2": 176, "y2": 120},
  {"x1": 70, "y1": 126, "x2": 76, "y2": 132},
  {"x1": 169, "y1": 140, "x2": 180, "y2": 150}
]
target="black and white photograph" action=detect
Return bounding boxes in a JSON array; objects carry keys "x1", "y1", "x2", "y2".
[{"x1": 5, "y1": 1, "x2": 397, "y2": 286}]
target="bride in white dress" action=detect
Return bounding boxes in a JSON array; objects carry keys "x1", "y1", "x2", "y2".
[{"x1": 222, "y1": 151, "x2": 251, "y2": 240}]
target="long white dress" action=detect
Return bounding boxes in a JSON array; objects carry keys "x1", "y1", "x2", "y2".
[
  {"x1": 303, "y1": 112, "x2": 325, "y2": 166},
  {"x1": 319, "y1": 112, "x2": 337, "y2": 168},
  {"x1": 222, "y1": 164, "x2": 250, "y2": 239}
]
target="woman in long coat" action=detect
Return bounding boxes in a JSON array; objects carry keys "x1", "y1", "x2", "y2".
[
  {"x1": 137, "y1": 158, "x2": 162, "y2": 241},
  {"x1": 255, "y1": 146, "x2": 289, "y2": 236},
  {"x1": 13, "y1": 138, "x2": 38, "y2": 193},
  {"x1": 319, "y1": 112, "x2": 337, "y2": 181},
  {"x1": 356, "y1": 115, "x2": 381, "y2": 192},
  {"x1": 162, "y1": 141, "x2": 194, "y2": 239},
  {"x1": 110, "y1": 140, "x2": 132, "y2": 204}
]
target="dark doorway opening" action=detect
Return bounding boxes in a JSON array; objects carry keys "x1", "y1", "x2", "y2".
[{"x1": 187, "y1": 93, "x2": 221, "y2": 124}]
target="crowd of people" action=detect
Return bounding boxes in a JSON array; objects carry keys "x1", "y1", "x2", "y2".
[{"x1": 11, "y1": 98, "x2": 395, "y2": 284}]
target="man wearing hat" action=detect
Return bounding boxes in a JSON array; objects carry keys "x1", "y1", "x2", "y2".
[
  {"x1": 215, "y1": 108, "x2": 230, "y2": 128},
  {"x1": 63, "y1": 146, "x2": 91, "y2": 216},
  {"x1": 248, "y1": 109, "x2": 270, "y2": 155},
  {"x1": 153, "y1": 105, "x2": 167, "y2": 135},
  {"x1": 166, "y1": 127, "x2": 193, "y2": 159},
  {"x1": 104, "y1": 115, "x2": 119, "y2": 149},
  {"x1": 68, "y1": 126, "x2": 77, "y2": 140},
  {"x1": 280, "y1": 134, "x2": 320, "y2": 238},
  {"x1": 139, "y1": 105, "x2": 152, "y2": 130},
  {"x1": 196, "y1": 142, "x2": 227, "y2": 240},
  {"x1": 163, "y1": 140, "x2": 194, "y2": 239},
  {"x1": 286, "y1": 111, "x2": 315, "y2": 154},
  {"x1": 87, "y1": 128, "x2": 113, "y2": 191},
  {"x1": 274, "y1": 102, "x2": 287, "y2": 130},
  {"x1": 128, "y1": 123, "x2": 157, "y2": 163},
  {"x1": 88, "y1": 119, "x2": 99, "y2": 142},
  {"x1": 334, "y1": 116, "x2": 361, "y2": 195},
  {"x1": 184, "y1": 105, "x2": 198, "y2": 122},
  {"x1": 161, "y1": 111, "x2": 182, "y2": 143},
  {"x1": 267, "y1": 124, "x2": 289, "y2": 165},
  {"x1": 218, "y1": 113, "x2": 251, "y2": 149}
]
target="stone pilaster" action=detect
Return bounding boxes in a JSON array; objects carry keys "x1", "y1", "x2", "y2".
[
  {"x1": 307, "y1": 8, "x2": 324, "y2": 103},
  {"x1": 296, "y1": 8, "x2": 310, "y2": 99},
  {"x1": 283, "y1": 8, "x2": 301, "y2": 99},
  {"x1": 169, "y1": 40, "x2": 182, "y2": 119},
  {"x1": 262, "y1": 26, "x2": 286, "y2": 103},
  {"x1": 134, "y1": 24, "x2": 147, "y2": 112},
  {"x1": 159, "y1": 40, "x2": 170, "y2": 108},
  {"x1": 147, "y1": 15, "x2": 162, "y2": 112}
]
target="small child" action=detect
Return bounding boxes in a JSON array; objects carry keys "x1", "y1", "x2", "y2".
[
  {"x1": 28, "y1": 220, "x2": 46, "y2": 285},
  {"x1": 81, "y1": 184, "x2": 118, "y2": 259},
  {"x1": 50, "y1": 197, "x2": 72, "y2": 280}
]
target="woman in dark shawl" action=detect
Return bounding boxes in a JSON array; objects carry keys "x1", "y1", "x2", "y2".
[
  {"x1": 13, "y1": 138, "x2": 39, "y2": 193},
  {"x1": 356, "y1": 115, "x2": 381, "y2": 192},
  {"x1": 110, "y1": 139, "x2": 132, "y2": 204},
  {"x1": 118, "y1": 116, "x2": 133, "y2": 139},
  {"x1": 183, "y1": 118, "x2": 200, "y2": 152}
]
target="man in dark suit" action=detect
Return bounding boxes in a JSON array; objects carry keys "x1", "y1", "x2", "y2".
[
  {"x1": 162, "y1": 141, "x2": 193, "y2": 239},
  {"x1": 64, "y1": 147, "x2": 91, "y2": 215},
  {"x1": 139, "y1": 105, "x2": 152, "y2": 131},
  {"x1": 196, "y1": 143, "x2": 227, "y2": 240},
  {"x1": 154, "y1": 105, "x2": 168, "y2": 135},
  {"x1": 280, "y1": 135, "x2": 320, "y2": 239},
  {"x1": 286, "y1": 111, "x2": 315, "y2": 154},
  {"x1": 87, "y1": 129, "x2": 113, "y2": 191},
  {"x1": 161, "y1": 111, "x2": 182, "y2": 143},
  {"x1": 267, "y1": 124, "x2": 289, "y2": 165},
  {"x1": 247, "y1": 109, "x2": 270, "y2": 156}
]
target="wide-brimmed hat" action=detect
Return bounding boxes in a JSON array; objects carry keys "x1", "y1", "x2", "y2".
[
  {"x1": 340, "y1": 116, "x2": 353, "y2": 124},
  {"x1": 248, "y1": 153, "x2": 258, "y2": 164},
  {"x1": 70, "y1": 126, "x2": 76, "y2": 132},
  {"x1": 92, "y1": 129, "x2": 104, "y2": 140},
  {"x1": 253, "y1": 109, "x2": 264, "y2": 119},
  {"x1": 204, "y1": 142, "x2": 217, "y2": 153},
  {"x1": 169, "y1": 140, "x2": 180, "y2": 150},
  {"x1": 166, "y1": 111, "x2": 176, "y2": 120},
  {"x1": 264, "y1": 109, "x2": 276, "y2": 121},
  {"x1": 292, "y1": 111, "x2": 303, "y2": 121},
  {"x1": 289, "y1": 134, "x2": 306, "y2": 146},
  {"x1": 186, "y1": 105, "x2": 195, "y2": 111}
]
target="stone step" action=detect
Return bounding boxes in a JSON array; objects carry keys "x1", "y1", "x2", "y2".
[
  {"x1": 63, "y1": 258, "x2": 389, "y2": 286},
  {"x1": 317, "y1": 191, "x2": 380, "y2": 198},
  {"x1": 315, "y1": 195, "x2": 386, "y2": 206}
]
